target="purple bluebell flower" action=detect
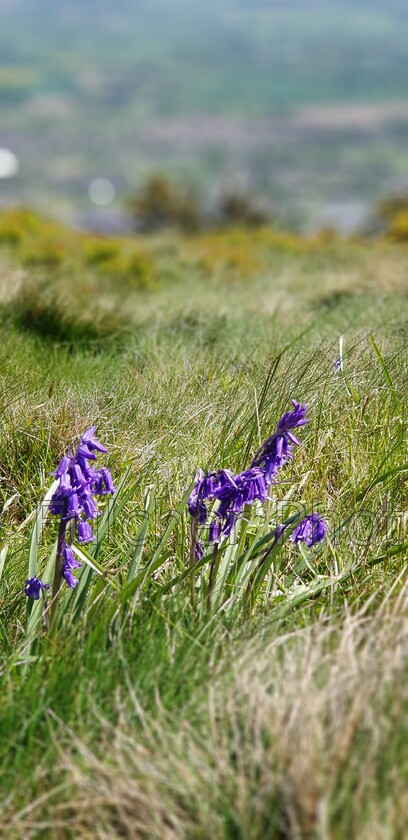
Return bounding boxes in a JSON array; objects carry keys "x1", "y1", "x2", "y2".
[
  {"x1": 333, "y1": 354, "x2": 342, "y2": 373},
  {"x1": 25, "y1": 577, "x2": 50, "y2": 600},
  {"x1": 71, "y1": 463, "x2": 86, "y2": 487},
  {"x1": 188, "y1": 401, "x2": 310, "y2": 550},
  {"x1": 81, "y1": 489, "x2": 98, "y2": 520},
  {"x1": 77, "y1": 519, "x2": 95, "y2": 543},
  {"x1": 58, "y1": 473, "x2": 72, "y2": 494},
  {"x1": 96, "y1": 467, "x2": 115, "y2": 495},
  {"x1": 54, "y1": 456, "x2": 70, "y2": 477},
  {"x1": 63, "y1": 566, "x2": 79, "y2": 588},
  {"x1": 61, "y1": 542, "x2": 82, "y2": 589},
  {"x1": 290, "y1": 512, "x2": 326, "y2": 547},
  {"x1": 251, "y1": 400, "x2": 309, "y2": 479},
  {"x1": 49, "y1": 427, "x2": 114, "y2": 589},
  {"x1": 66, "y1": 491, "x2": 81, "y2": 519},
  {"x1": 62, "y1": 542, "x2": 82, "y2": 571},
  {"x1": 81, "y1": 426, "x2": 108, "y2": 453},
  {"x1": 76, "y1": 443, "x2": 97, "y2": 460},
  {"x1": 188, "y1": 469, "x2": 237, "y2": 525},
  {"x1": 209, "y1": 519, "x2": 222, "y2": 543}
]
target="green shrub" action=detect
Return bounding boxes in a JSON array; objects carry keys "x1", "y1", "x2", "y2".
[
  {"x1": 83, "y1": 238, "x2": 121, "y2": 266},
  {"x1": 129, "y1": 173, "x2": 201, "y2": 233}
]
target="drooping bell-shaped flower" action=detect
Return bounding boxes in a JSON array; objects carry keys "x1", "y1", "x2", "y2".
[
  {"x1": 290, "y1": 512, "x2": 326, "y2": 547},
  {"x1": 25, "y1": 577, "x2": 50, "y2": 600},
  {"x1": 77, "y1": 519, "x2": 95, "y2": 544}
]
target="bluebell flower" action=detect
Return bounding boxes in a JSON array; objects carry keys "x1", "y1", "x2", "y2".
[
  {"x1": 63, "y1": 566, "x2": 79, "y2": 588},
  {"x1": 25, "y1": 577, "x2": 50, "y2": 600},
  {"x1": 81, "y1": 426, "x2": 108, "y2": 453},
  {"x1": 51, "y1": 428, "x2": 114, "y2": 524},
  {"x1": 188, "y1": 469, "x2": 237, "y2": 525},
  {"x1": 290, "y1": 512, "x2": 326, "y2": 547},
  {"x1": 61, "y1": 542, "x2": 82, "y2": 589},
  {"x1": 49, "y1": 427, "x2": 113, "y2": 589},
  {"x1": 251, "y1": 400, "x2": 309, "y2": 479},
  {"x1": 188, "y1": 401, "x2": 310, "y2": 547},
  {"x1": 209, "y1": 519, "x2": 222, "y2": 543},
  {"x1": 77, "y1": 519, "x2": 95, "y2": 544}
]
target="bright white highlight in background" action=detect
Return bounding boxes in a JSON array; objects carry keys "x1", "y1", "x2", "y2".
[
  {"x1": 88, "y1": 178, "x2": 115, "y2": 205},
  {"x1": 0, "y1": 149, "x2": 19, "y2": 178}
]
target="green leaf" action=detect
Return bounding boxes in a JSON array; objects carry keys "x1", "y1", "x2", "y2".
[
  {"x1": 71, "y1": 544, "x2": 104, "y2": 577},
  {"x1": 127, "y1": 485, "x2": 156, "y2": 582},
  {"x1": 27, "y1": 478, "x2": 59, "y2": 580},
  {"x1": 0, "y1": 545, "x2": 8, "y2": 581},
  {"x1": 370, "y1": 334, "x2": 395, "y2": 394}
]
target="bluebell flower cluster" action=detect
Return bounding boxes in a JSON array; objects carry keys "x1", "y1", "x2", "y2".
[
  {"x1": 290, "y1": 512, "x2": 326, "y2": 547},
  {"x1": 25, "y1": 427, "x2": 115, "y2": 596},
  {"x1": 49, "y1": 426, "x2": 114, "y2": 588},
  {"x1": 188, "y1": 400, "x2": 323, "y2": 558},
  {"x1": 50, "y1": 427, "x2": 114, "y2": 530}
]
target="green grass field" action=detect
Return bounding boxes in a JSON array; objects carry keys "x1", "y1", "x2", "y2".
[{"x1": 0, "y1": 211, "x2": 407, "y2": 838}]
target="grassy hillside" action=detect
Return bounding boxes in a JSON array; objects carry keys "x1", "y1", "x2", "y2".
[{"x1": 0, "y1": 212, "x2": 407, "y2": 837}]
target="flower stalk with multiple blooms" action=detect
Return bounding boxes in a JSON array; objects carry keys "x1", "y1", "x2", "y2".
[
  {"x1": 187, "y1": 400, "x2": 326, "y2": 602},
  {"x1": 188, "y1": 401, "x2": 325, "y2": 551},
  {"x1": 25, "y1": 427, "x2": 115, "y2": 608}
]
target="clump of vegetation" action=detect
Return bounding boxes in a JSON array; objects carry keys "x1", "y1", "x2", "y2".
[
  {"x1": 83, "y1": 238, "x2": 121, "y2": 266},
  {"x1": 216, "y1": 187, "x2": 270, "y2": 229},
  {"x1": 374, "y1": 192, "x2": 408, "y2": 242},
  {"x1": 99, "y1": 249, "x2": 157, "y2": 290},
  {"x1": 8, "y1": 275, "x2": 130, "y2": 345},
  {"x1": 129, "y1": 173, "x2": 201, "y2": 233},
  {"x1": 128, "y1": 174, "x2": 274, "y2": 234},
  {"x1": 20, "y1": 236, "x2": 66, "y2": 269}
]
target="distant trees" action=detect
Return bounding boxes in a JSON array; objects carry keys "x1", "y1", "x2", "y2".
[
  {"x1": 216, "y1": 188, "x2": 269, "y2": 229},
  {"x1": 375, "y1": 193, "x2": 408, "y2": 242},
  {"x1": 128, "y1": 174, "x2": 201, "y2": 234},
  {"x1": 128, "y1": 173, "x2": 271, "y2": 233}
]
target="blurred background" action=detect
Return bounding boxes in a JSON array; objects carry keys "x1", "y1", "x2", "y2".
[{"x1": 0, "y1": 0, "x2": 407, "y2": 233}]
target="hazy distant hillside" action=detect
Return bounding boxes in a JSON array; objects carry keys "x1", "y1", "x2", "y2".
[
  {"x1": 2, "y1": 0, "x2": 407, "y2": 113},
  {"x1": 1, "y1": 0, "x2": 407, "y2": 227}
]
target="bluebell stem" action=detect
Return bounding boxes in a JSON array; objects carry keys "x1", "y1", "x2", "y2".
[
  {"x1": 50, "y1": 427, "x2": 114, "y2": 603},
  {"x1": 25, "y1": 577, "x2": 50, "y2": 600},
  {"x1": 290, "y1": 513, "x2": 326, "y2": 547}
]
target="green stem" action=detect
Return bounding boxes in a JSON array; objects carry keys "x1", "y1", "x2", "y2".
[
  {"x1": 189, "y1": 518, "x2": 198, "y2": 608},
  {"x1": 51, "y1": 499, "x2": 68, "y2": 620},
  {"x1": 207, "y1": 544, "x2": 219, "y2": 612}
]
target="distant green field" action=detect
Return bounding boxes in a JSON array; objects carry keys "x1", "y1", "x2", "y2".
[
  {"x1": 1, "y1": 0, "x2": 408, "y2": 226},
  {"x1": 2, "y1": 0, "x2": 408, "y2": 113}
]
